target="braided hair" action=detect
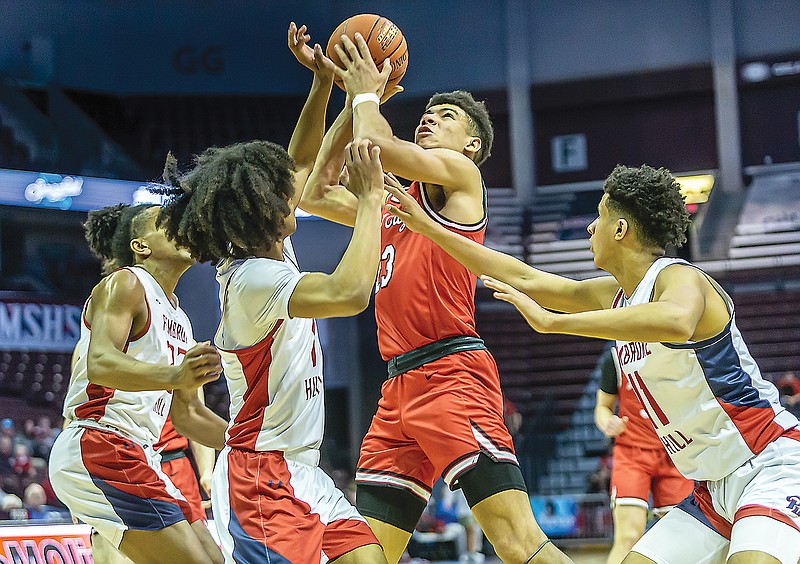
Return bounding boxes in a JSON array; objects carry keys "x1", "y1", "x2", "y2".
[
  {"x1": 84, "y1": 203, "x2": 154, "y2": 275},
  {"x1": 154, "y1": 141, "x2": 296, "y2": 263}
]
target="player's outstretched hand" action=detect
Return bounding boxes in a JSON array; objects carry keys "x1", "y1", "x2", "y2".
[
  {"x1": 384, "y1": 181, "x2": 437, "y2": 236},
  {"x1": 288, "y1": 22, "x2": 334, "y2": 80},
  {"x1": 344, "y1": 138, "x2": 384, "y2": 200},
  {"x1": 598, "y1": 414, "x2": 629, "y2": 438},
  {"x1": 481, "y1": 275, "x2": 556, "y2": 334},
  {"x1": 175, "y1": 342, "x2": 222, "y2": 389},
  {"x1": 322, "y1": 33, "x2": 390, "y2": 98}
]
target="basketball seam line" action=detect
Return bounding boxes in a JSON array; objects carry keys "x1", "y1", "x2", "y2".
[{"x1": 366, "y1": 16, "x2": 383, "y2": 44}]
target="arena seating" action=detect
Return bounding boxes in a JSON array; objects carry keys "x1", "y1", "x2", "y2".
[
  {"x1": 0, "y1": 351, "x2": 70, "y2": 409},
  {"x1": 66, "y1": 92, "x2": 306, "y2": 177},
  {"x1": 485, "y1": 187, "x2": 525, "y2": 260},
  {"x1": 0, "y1": 120, "x2": 30, "y2": 170}
]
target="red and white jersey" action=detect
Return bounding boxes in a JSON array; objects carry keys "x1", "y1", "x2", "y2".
[
  {"x1": 155, "y1": 416, "x2": 189, "y2": 452},
  {"x1": 215, "y1": 238, "x2": 325, "y2": 453},
  {"x1": 612, "y1": 257, "x2": 799, "y2": 481},
  {"x1": 604, "y1": 348, "x2": 665, "y2": 450},
  {"x1": 375, "y1": 181, "x2": 486, "y2": 359},
  {"x1": 63, "y1": 266, "x2": 194, "y2": 446}
]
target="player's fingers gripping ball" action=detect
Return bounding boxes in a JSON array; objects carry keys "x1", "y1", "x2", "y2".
[{"x1": 326, "y1": 14, "x2": 408, "y2": 91}]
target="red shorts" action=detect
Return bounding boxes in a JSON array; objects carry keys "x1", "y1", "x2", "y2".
[
  {"x1": 611, "y1": 443, "x2": 693, "y2": 511},
  {"x1": 357, "y1": 349, "x2": 517, "y2": 501},
  {"x1": 161, "y1": 454, "x2": 205, "y2": 523}
]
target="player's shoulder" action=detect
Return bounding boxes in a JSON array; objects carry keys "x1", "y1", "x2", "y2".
[
  {"x1": 91, "y1": 268, "x2": 146, "y2": 312},
  {"x1": 655, "y1": 261, "x2": 710, "y2": 289},
  {"x1": 95, "y1": 268, "x2": 145, "y2": 298},
  {"x1": 230, "y1": 257, "x2": 298, "y2": 291}
]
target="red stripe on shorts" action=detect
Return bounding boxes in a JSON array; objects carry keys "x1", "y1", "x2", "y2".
[
  {"x1": 79, "y1": 428, "x2": 193, "y2": 521},
  {"x1": 693, "y1": 483, "x2": 732, "y2": 539},
  {"x1": 735, "y1": 504, "x2": 800, "y2": 533}
]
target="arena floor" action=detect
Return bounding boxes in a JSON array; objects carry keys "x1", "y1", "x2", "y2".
[{"x1": 425, "y1": 543, "x2": 610, "y2": 563}]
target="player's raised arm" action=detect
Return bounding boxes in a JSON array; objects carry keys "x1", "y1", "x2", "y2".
[
  {"x1": 384, "y1": 183, "x2": 618, "y2": 313},
  {"x1": 289, "y1": 139, "x2": 384, "y2": 319},
  {"x1": 326, "y1": 34, "x2": 481, "y2": 193},
  {"x1": 286, "y1": 22, "x2": 335, "y2": 203},
  {"x1": 298, "y1": 101, "x2": 359, "y2": 227}
]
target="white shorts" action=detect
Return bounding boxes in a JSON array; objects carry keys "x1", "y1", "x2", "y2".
[
  {"x1": 632, "y1": 434, "x2": 800, "y2": 564},
  {"x1": 212, "y1": 446, "x2": 378, "y2": 563},
  {"x1": 49, "y1": 423, "x2": 192, "y2": 548}
]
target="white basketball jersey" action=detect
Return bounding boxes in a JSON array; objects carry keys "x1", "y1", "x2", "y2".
[
  {"x1": 215, "y1": 238, "x2": 325, "y2": 453},
  {"x1": 63, "y1": 266, "x2": 194, "y2": 446},
  {"x1": 612, "y1": 257, "x2": 798, "y2": 481}
]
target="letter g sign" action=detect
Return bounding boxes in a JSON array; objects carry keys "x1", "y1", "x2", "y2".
[{"x1": 173, "y1": 45, "x2": 225, "y2": 75}]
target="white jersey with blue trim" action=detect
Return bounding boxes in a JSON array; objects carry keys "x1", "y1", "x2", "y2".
[{"x1": 612, "y1": 257, "x2": 798, "y2": 481}]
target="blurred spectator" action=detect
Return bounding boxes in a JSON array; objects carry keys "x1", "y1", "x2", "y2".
[
  {"x1": 588, "y1": 446, "x2": 613, "y2": 494},
  {"x1": 503, "y1": 398, "x2": 522, "y2": 438},
  {"x1": 437, "y1": 485, "x2": 485, "y2": 563},
  {"x1": 411, "y1": 480, "x2": 485, "y2": 563},
  {"x1": 11, "y1": 443, "x2": 32, "y2": 476},
  {"x1": 0, "y1": 435, "x2": 13, "y2": 475},
  {"x1": 1, "y1": 492, "x2": 24, "y2": 520},
  {"x1": 0, "y1": 416, "x2": 69, "y2": 519},
  {"x1": 777, "y1": 371, "x2": 800, "y2": 416},
  {"x1": 1, "y1": 418, "x2": 14, "y2": 439},
  {"x1": 23, "y1": 482, "x2": 69, "y2": 521}
]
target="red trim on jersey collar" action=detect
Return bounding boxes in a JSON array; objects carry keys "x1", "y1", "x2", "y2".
[{"x1": 416, "y1": 181, "x2": 487, "y2": 232}]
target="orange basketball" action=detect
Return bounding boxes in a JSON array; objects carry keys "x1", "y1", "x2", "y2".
[{"x1": 326, "y1": 14, "x2": 408, "y2": 92}]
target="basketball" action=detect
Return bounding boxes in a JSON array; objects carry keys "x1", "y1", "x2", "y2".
[{"x1": 326, "y1": 14, "x2": 408, "y2": 92}]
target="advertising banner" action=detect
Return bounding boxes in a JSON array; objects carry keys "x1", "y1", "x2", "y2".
[{"x1": 0, "y1": 524, "x2": 93, "y2": 564}]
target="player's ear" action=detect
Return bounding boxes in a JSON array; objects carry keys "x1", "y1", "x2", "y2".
[
  {"x1": 130, "y1": 238, "x2": 152, "y2": 259},
  {"x1": 615, "y1": 219, "x2": 628, "y2": 240},
  {"x1": 464, "y1": 136, "x2": 481, "y2": 159}
]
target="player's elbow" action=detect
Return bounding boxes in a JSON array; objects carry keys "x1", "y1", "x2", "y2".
[
  {"x1": 331, "y1": 286, "x2": 372, "y2": 316},
  {"x1": 86, "y1": 349, "x2": 112, "y2": 386},
  {"x1": 662, "y1": 311, "x2": 697, "y2": 342}
]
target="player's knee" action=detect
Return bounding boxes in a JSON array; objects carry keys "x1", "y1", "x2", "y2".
[
  {"x1": 484, "y1": 529, "x2": 531, "y2": 563},
  {"x1": 614, "y1": 526, "x2": 643, "y2": 552},
  {"x1": 458, "y1": 455, "x2": 527, "y2": 508}
]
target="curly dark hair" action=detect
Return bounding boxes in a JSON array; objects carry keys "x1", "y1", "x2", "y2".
[
  {"x1": 603, "y1": 164, "x2": 691, "y2": 249},
  {"x1": 154, "y1": 141, "x2": 296, "y2": 263},
  {"x1": 427, "y1": 90, "x2": 494, "y2": 166},
  {"x1": 84, "y1": 203, "x2": 155, "y2": 275}
]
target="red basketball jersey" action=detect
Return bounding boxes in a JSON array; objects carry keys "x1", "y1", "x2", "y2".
[
  {"x1": 155, "y1": 416, "x2": 189, "y2": 452},
  {"x1": 374, "y1": 181, "x2": 486, "y2": 360}
]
